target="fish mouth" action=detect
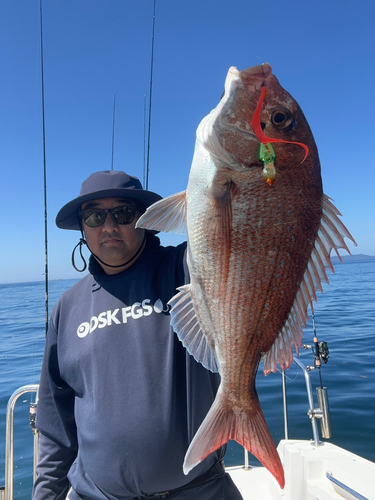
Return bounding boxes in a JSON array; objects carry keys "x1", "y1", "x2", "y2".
[
  {"x1": 241, "y1": 62, "x2": 272, "y2": 78},
  {"x1": 203, "y1": 63, "x2": 275, "y2": 169},
  {"x1": 239, "y1": 63, "x2": 272, "y2": 90}
]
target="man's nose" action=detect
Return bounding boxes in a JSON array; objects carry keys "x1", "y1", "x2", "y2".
[{"x1": 101, "y1": 212, "x2": 118, "y2": 231}]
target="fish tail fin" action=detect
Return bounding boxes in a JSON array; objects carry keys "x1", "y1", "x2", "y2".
[{"x1": 183, "y1": 389, "x2": 285, "y2": 489}]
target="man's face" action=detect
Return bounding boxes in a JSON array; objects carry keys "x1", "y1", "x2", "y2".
[{"x1": 81, "y1": 197, "x2": 146, "y2": 274}]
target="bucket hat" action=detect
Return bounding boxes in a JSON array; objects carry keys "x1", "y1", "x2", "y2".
[{"x1": 56, "y1": 170, "x2": 162, "y2": 230}]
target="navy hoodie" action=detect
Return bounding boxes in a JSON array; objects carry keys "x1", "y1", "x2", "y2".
[{"x1": 33, "y1": 235, "x2": 223, "y2": 500}]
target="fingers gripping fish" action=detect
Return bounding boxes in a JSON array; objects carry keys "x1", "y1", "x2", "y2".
[{"x1": 137, "y1": 63, "x2": 356, "y2": 489}]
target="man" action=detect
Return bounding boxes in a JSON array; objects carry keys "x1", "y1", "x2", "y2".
[{"x1": 33, "y1": 170, "x2": 243, "y2": 500}]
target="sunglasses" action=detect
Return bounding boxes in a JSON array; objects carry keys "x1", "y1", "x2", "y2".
[{"x1": 79, "y1": 205, "x2": 141, "y2": 228}]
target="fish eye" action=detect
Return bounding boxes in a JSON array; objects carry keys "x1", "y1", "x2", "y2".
[{"x1": 271, "y1": 107, "x2": 294, "y2": 130}]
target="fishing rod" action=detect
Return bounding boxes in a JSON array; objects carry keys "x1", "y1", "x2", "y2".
[
  {"x1": 143, "y1": 94, "x2": 147, "y2": 186},
  {"x1": 304, "y1": 312, "x2": 330, "y2": 386},
  {"x1": 145, "y1": 0, "x2": 156, "y2": 190},
  {"x1": 27, "y1": 0, "x2": 48, "y2": 461},
  {"x1": 282, "y1": 312, "x2": 332, "y2": 442},
  {"x1": 39, "y1": 0, "x2": 49, "y2": 336},
  {"x1": 304, "y1": 312, "x2": 332, "y2": 439},
  {"x1": 111, "y1": 92, "x2": 117, "y2": 171}
]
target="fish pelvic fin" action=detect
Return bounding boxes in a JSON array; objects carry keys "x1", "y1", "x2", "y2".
[
  {"x1": 136, "y1": 191, "x2": 187, "y2": 233},
  {"x1": 262, "y1": 194, "x2": 357, "y2": 375},
  {"x1": 168, "y1": 284, "x2": 219, "y2": 373},
  {"x1": 183, "y1": 387, "x2": 285, "y2": 489}
]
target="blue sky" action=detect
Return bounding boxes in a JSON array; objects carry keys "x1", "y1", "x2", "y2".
[{"x1": 0, "y1": 0, "x2": 374, "y2": 284}]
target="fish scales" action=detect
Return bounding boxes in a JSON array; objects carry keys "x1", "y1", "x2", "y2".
[
  {"x1": 137, "y1": 63, "x2": 356, "y2": 489},
  {"x1": 188, "y1": 166, "x2": 319, "y2": 360}
]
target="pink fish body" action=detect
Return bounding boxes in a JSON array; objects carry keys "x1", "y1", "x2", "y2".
[{"x1": 137, "y1": 63, "x2": 356, "y2": 489}]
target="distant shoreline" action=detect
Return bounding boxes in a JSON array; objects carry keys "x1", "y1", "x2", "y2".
[
  {"x1": 0, "y1": 255, "x2": 374, "y2": 286},
  {"x1": 331, "y1": 254, "x2": 375, "y2": 263}
]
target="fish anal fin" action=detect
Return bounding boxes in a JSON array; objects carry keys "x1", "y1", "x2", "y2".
[
  {"x1": 136, "y1": 191, "x2": 187, "y2": 233},
  {"x1": 263, "y1": 194, "x2": 356, "y2": 375},
  {"x1": 168, "y1": 285, "x2": 219, "y2": 373},
  {"x1": 183, "y1": 388, "x2": 285, "y2": 489}
]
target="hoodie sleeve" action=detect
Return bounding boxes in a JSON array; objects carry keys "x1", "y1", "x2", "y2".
[
  {"x1": 32, "y1": 315, "x2": 78, "y2": 500},
  {"x1": 32, "y1": 433, "x2": 76, "y2": 500}
]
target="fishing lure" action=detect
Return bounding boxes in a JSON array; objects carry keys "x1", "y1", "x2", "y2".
[
  {"x1": 259, "y1": 143, "x2": 276, "y2": 185},
  {"x1": 251, "y1": 86, "x2": 309, "y2": 185}
]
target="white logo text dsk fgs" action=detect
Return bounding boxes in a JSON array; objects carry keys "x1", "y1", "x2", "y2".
[{"x1": 77, "y1": 299, "x2": 169, "y2": 338}]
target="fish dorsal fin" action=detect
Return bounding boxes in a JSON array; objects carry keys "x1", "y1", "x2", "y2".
[
  {"x1": 136, "y1": 191, "x2": 187, "y2": 233},
  {"x1": 262, "y1": 194, "x2": 357, "y2": 375},
  {"x1": 168, "y1": 284, "x2": 220, "y2": 373}
]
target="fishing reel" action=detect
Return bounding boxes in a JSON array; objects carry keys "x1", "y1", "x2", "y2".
[
  {"x1": 303, "y1": 313, "x2": 329, "y2": 370},
  {"x1": 302, "y1": 314, "x2": 332, "y2": 439},
  {"x1": 318, "y1": 341, "x2": 329, "y2": 364},
  {"x1": 303, "y1": 340, "x2": 329, "y2": 368}
]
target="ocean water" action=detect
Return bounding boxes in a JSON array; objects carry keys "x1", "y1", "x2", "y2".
[{"x1": 0, "y1": 260, "x2": 374, "y2": 498}]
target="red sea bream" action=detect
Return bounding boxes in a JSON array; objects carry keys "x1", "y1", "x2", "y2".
[{"x1": 137, "y1": 63, "x2": 356, "y2": 488}]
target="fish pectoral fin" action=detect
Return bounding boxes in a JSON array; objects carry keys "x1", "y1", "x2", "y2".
[
  {"x1": 136, "y1": 191, "x2": 187, "y2": 233},
  {"x1": 168, "y1": 284, "x2": 219, "y2": 373},
  {"x1": 212, "y1": 180, "x2": 235, "y2": 249},
  {"x1": 263, "y1": 194, "x2": 357, "y2": 376},
  {"x1": 183, "y1": 388, "x2": 285, "y2": 489}
]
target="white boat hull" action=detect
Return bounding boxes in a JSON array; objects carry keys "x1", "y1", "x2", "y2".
[{"x1": 227, "y1": 440, "x2": 375, "y2": 500}]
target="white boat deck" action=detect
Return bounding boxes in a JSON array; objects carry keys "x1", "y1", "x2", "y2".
[
  {"x1": 227, "y1": 440, "x2": 375, "y2": 500},
  {"x1": 228, "y1": 465, "x2": 281, "y2": 500}
]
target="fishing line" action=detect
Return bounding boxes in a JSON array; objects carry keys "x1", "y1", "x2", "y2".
[
  {"x1": 275, "y1": 363, "x2": 300, "y2": 381},
  {"x1": 145, "y1": 0, "x2": 156, "y2": 190},
  {"x1": 40, "y1": 0, "x2": 49, "y2": 337}
]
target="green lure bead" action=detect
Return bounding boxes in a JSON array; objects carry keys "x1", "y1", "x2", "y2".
[{"x1": 259, "y1": 143, "x2": 275, "y2": 164}]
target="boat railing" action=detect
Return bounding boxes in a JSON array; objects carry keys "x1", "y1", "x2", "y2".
[
  {"x1": 289, "y1": 355, "x2": 331, "y2": 444},
  {"x1": 237, "y1": 355, "x2": 331, "y2": 472},
  {"x1": 1, "y1": 385, "x2": 39, "y2": 500},
  {"x1": 1, "y1": 357, "x2": 332, "y2": 500}
]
